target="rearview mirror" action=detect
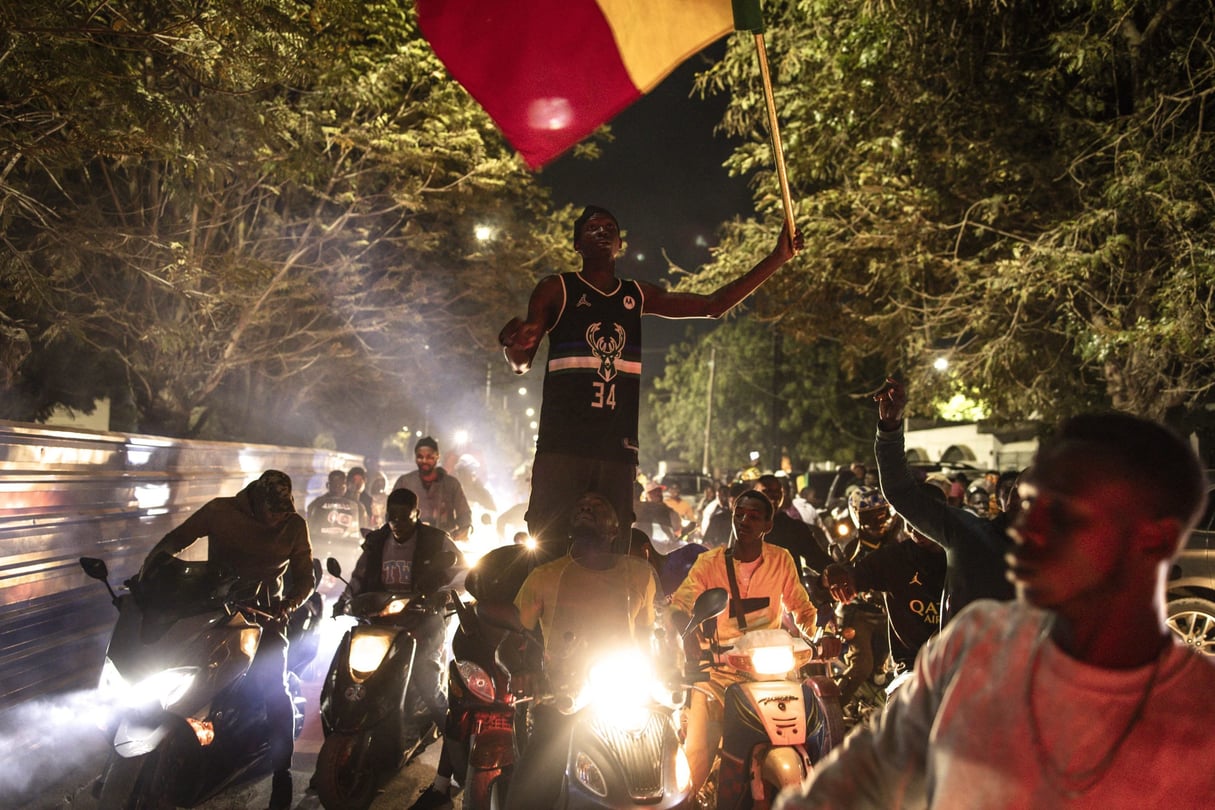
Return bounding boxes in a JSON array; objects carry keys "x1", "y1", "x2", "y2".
[
  {"x1": 684, "y1": 587, "x2": 728, "y2": 636},
  {"x1": 80, "y1": 557, "x2": 109, "y2": 581},
  {"x1": 326, "y1": 557, "x2": 342, "y2": 578}
]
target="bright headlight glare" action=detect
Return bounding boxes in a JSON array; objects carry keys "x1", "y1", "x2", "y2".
[
  {"x1": 750, "y1": 645, "x2": 796, "y2": 676},
  {"x1": 587, "y1": 649, "x2": 654, "y2": 730},
  {"x1": 675, "y1": 745, "x2": 692, "y2": 791},
  {"x1": 137, "y1": 667, "x2": 198, "y2": 709},
  {"x1": 349, "y1": 629, "x2": 394, "y2": 676}
]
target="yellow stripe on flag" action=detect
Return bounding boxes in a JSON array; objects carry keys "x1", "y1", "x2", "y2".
[{"x1": 597, "y1": 0, "x2": 735, "y2": 93}]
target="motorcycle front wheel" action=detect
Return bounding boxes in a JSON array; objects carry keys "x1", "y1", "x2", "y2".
[
  {"x1": 315, "y1": 731, "x2": 378, "y2": 810},
  {"x1": 96, "y1": 751, "x2": 174, "y2": 810}
]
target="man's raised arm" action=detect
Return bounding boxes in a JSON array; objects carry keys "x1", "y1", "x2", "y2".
[
  {"x1": 498, "y1": 275, "x2": 562, "y2": 374},
  {"x1": 640, "y1": 223, "x2": 802, "y2": 319}
]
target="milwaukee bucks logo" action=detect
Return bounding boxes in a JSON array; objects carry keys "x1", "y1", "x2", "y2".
[{"x1": 585, "y1": 322, "x2": 626, "y2": 382}]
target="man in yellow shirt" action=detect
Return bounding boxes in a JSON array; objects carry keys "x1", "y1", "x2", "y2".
[
  {"x1": 670, "y1": 490, "x2": 821, "y2": 793},
  {"x1": 506, "y1": 492, "x2": 659, "y2": 810}
]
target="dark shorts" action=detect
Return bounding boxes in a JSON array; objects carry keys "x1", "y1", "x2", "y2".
[{"x1": 526, "y1": 452, "x2": 636, "y2": 555}]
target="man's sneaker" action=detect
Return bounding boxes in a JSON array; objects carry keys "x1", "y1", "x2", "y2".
[
  {"x1": 268, "y1": 769, "x2": 292, "y2": 810},
  {"x1": 407, "y1": 786, "x2": 453, "y2": 810}
]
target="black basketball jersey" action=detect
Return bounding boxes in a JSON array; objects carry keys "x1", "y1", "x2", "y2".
[{"x1": 536, "y1": 273, "x2": 643, "y2": 463}]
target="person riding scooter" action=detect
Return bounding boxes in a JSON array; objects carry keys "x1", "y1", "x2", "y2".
[
  {"x1": 331, "y1": 486, "x2": 465, "y2": 751},
  {"x1": 669, "y1": 490, "x2": 839, "y2": 798},
  {"x1": 503, "y1": 493, "x2": 660, "y2": 810},
  {"x1": 829, "y1": 486, "x2": 900, "y2": 705},
  {"x1": 141, "y1": 469, "x2": 313, "y2": 810}
]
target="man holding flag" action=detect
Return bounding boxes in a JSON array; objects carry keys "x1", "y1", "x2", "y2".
[{"x1": 498, "y1": 206, "x2": 801, "y2": 554}]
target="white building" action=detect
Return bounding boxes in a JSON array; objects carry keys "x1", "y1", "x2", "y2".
[{"x1": 903, "y1": 420, "x2": 1040, "y2": 472}]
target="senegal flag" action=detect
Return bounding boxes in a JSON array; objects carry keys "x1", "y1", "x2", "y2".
[{"x1": 416, "y1": 0, "x2": 764, "y2": 169}]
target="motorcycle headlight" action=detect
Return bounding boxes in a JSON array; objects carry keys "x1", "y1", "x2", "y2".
[
  {"x1": 748, "y1": 645, "x2": 797, "y2": 676},
  {"x1": 349, "y1": 627, "x2": 394, "y2": 679},
  {"x1": 728, "y1": 629, "x2": 810, "y2": 677},
  {"x1": 586, "y1": 649, "x2": 654, "y2": 731},
  {"x1": 137, "y1": 667, "x2": 199, "y2": 709}
]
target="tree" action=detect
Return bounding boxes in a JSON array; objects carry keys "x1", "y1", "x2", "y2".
[
  {"x1": 681, "y1": 0, "x2": 1214, "y2": 444},
  {"x1": 650, "y1": 317, "x2": 878, "y2": 475},
  {"x1": 0, "y1": 0, "x2": 572, "y2": 450}
]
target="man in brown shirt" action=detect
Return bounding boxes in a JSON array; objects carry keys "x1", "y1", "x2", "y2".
[{"x1": 144, "y1": 469, "x2": 313, "y2": 810}]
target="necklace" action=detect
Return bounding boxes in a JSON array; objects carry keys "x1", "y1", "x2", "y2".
[{"x1": 1025, "y1": 618, "x2": 1164, "y2": 797}]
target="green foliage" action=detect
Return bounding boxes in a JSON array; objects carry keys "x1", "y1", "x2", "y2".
[
  {"x1": 0, "y1": 0, "x2": 569, "y2": 448},
  {"x1": 683, "y1": 0, "x2": 1215, "y2": 432},
  {"x1": 650, "y1": 318, "x2": 879, "y2": 475}
]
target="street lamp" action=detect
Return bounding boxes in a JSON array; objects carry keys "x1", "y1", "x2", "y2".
[
  {"x1": 475, "y1": 224, "x2": 494, "y2": 242},
  {"x1": 518, "y1": 386, "x2": 528, "y2": 396},
  {"x1": 933, "y1": 357, "x2": 950, "y2": 372}
]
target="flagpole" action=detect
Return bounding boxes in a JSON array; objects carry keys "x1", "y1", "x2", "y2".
[{"x1": 751, "y1": 32, "x2": 797, "y2": 243}]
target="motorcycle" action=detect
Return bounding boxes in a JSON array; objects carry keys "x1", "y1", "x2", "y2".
[
  {"x1": 80, "y1": 554, "x2": 308, "y2": 810},
  {"x1": 445, "y1": 587, "x2": 522, "y2": 810},
  {"x1": 817, "y1": 508, "x2": 894, "y2": 725},
  {"x1": 313, "y1": 555, "x2": 455, "y2": 810},
  {"x1": 696, "y1": 628, "x2": 846, "y2": 810},
  {"x1": 480, "y1": 587, "x2": 729, "y2": 809}
]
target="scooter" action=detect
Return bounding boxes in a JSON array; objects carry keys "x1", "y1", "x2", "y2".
[
  {"x1": 696, "y1": 628, "x2": 845, "y2": 810},
  {"x1": 313, "y1": 556, "x2": 455, "y2": 810},
  {"x1": 445, "y1": 588, "x2": 521, "y2": 809},
  {"x1": 80, "y1": 554, "x2": 307, "y2": 810},
  {"x1": 481, "y1": 588, "x2": 729, "y2": 809}
]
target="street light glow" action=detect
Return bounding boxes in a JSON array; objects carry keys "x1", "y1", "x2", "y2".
[
  {"x1": 525, "y1": 407, "x2": 535, "y2": 417},
  {"x1": 518, "y1": 386, "x2": 527, "y2": 396},
  {"x1": 933, "y1": 357, "x2": 950, "y2": 372},
  {"x1": 474, "y1": 224, "x2": 493, "y2": 242},
  {"x1": 453, "y1": 429, "x2": 469, "y2": 446}
]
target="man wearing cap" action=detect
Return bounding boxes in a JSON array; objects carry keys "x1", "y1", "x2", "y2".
[
  {"x1": 499, "y1": 205, "x2": 803, "y2": 554},
  {"x1": 392, "y1": 436, "x2": 472, "y2": 541},
  {"x1": 142, "y1": 469, "x2": 313, "y2": 810},
  {"x1": 634, "y1": 480, "x2": 682, "y2": 547}
]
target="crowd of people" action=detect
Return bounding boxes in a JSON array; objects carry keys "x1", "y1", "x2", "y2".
[{"x1": 135, "y1": 207, "x2": 1213, "y2": 809}]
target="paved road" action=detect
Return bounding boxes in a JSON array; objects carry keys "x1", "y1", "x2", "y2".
[{"x1": 3, "y1": 622, "x2": 458, "y2": 810}]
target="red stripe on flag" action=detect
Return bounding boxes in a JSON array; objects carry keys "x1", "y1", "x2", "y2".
[{"x1": 417, "y1": 0, "x2": 642, "y2": 168}]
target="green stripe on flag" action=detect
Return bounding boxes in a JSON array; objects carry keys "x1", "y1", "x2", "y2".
[{"x1": 732, "y1": 0, "x2": 765, "y2": 33}]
